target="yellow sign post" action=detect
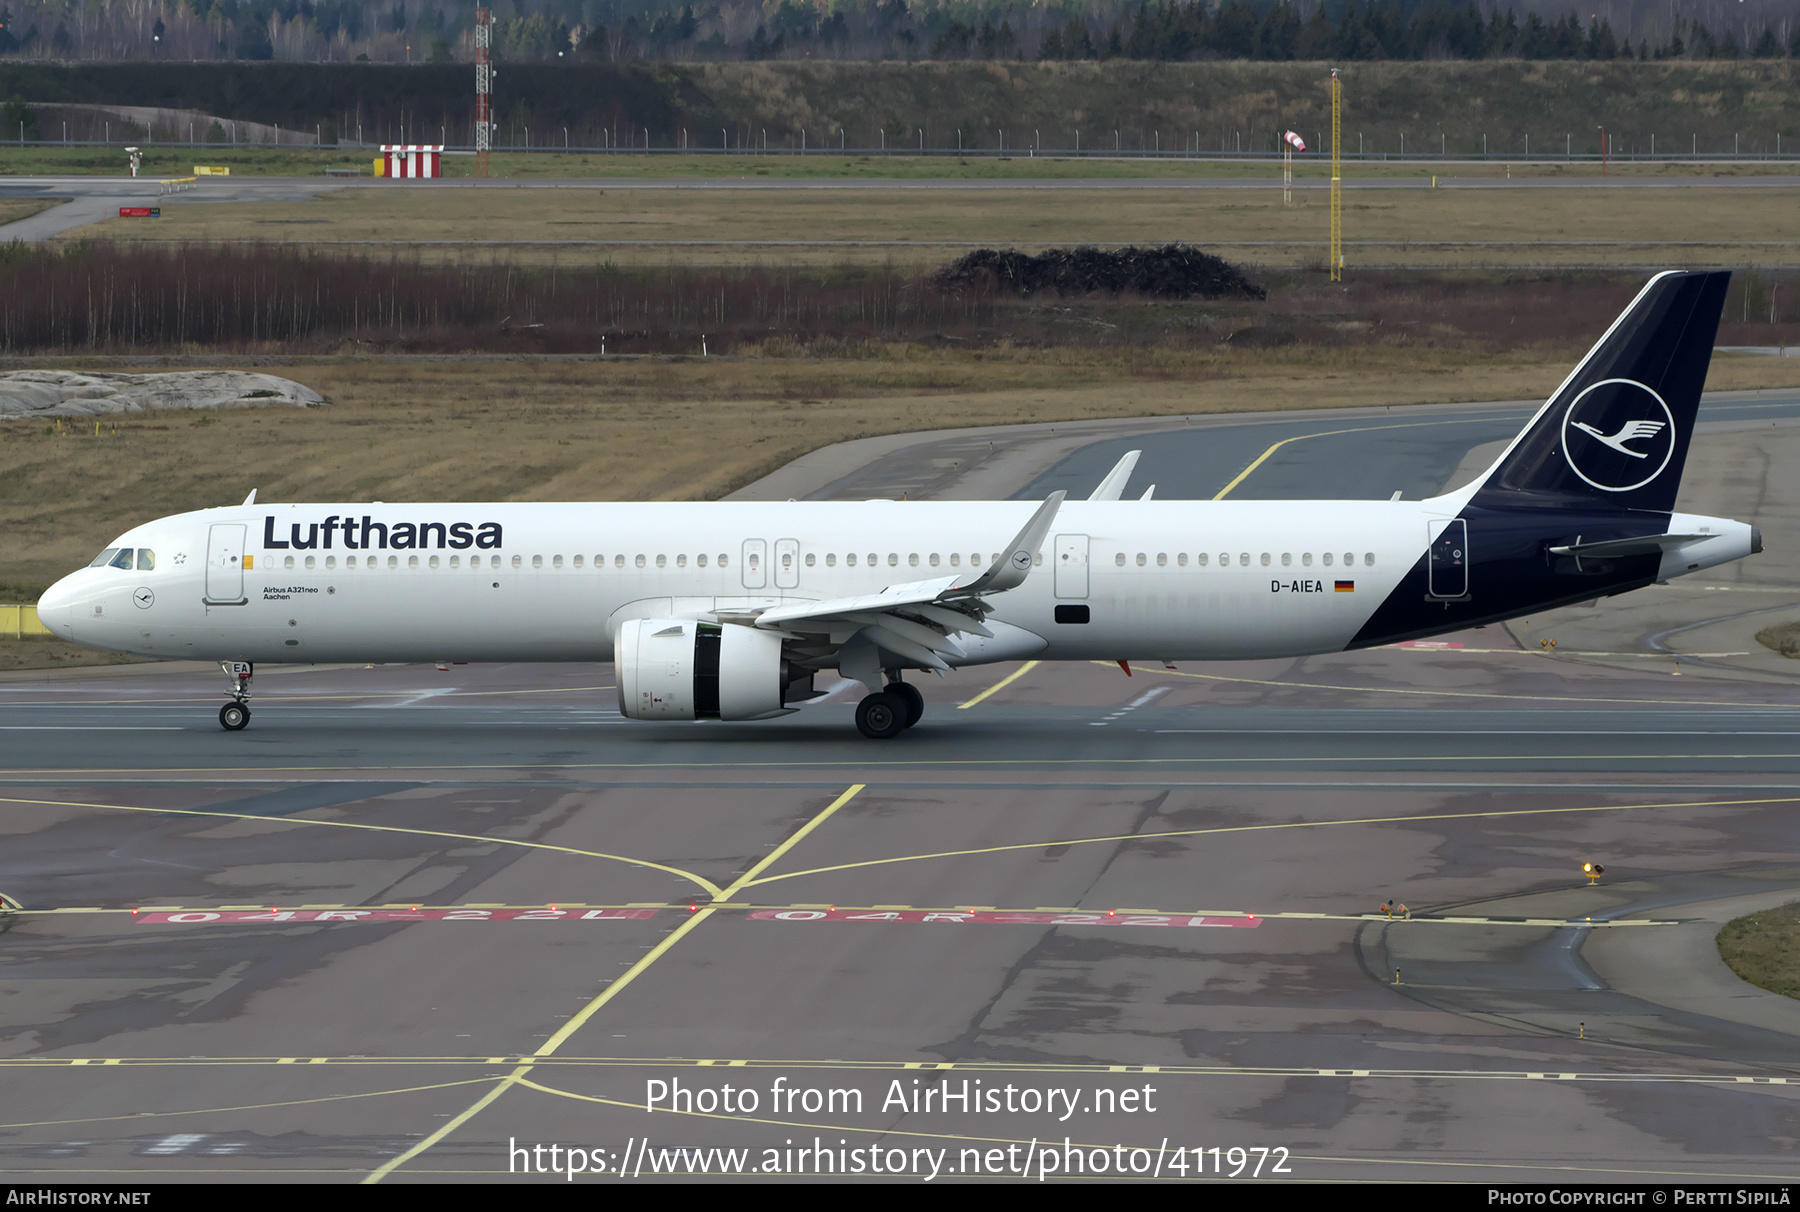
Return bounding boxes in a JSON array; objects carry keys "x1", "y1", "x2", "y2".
[{"x1": 1329, "y1": 69, "x2": 1343, "y2": 282}]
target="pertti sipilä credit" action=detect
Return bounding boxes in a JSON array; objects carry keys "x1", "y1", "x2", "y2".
[{"x1": 262, "y1": 516, "x2": 503, "y2": 551}]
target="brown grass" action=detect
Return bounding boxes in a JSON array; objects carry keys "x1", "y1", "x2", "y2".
[
  {"x1": 5, "y1": 345, "x2": 1800, "y2": 597},
  {"x1": 1718, "y1": 903, "x2": 1800, "y2": 999},
  {"x1": 62, "y1": 184, "x2": 1800, "y2": 268}
]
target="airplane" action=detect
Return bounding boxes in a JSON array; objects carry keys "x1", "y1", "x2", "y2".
[{"x1": 35, "y1": 269, "x2": 1757, "y2": 739}]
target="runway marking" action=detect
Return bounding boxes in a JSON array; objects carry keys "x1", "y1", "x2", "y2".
[
  {"x1": 4, "y1": 1055, "x2": 1792, "y2": 1085},
  {"x1": 742, "y1": 793, "x2": 1800, "y2": 890},
  {"x1": 1102, "y1": 660, "x2": 1800, "y2": 710},
  {"x1": 132, "y1": 907, "x2": 661, "y2": 924},
  {"x1": 0, "y1": 793, "x2": 723, "y2": 897},
  {"x1": 8, "y1": 901, "x2": 1676, "y2": 928},
  {"x1": 364, "y1": 783, "x2": 866, "y2": 1185},
  {"x1": 746, "y1": 908, "x2": 1259, "y2": 927},
  {"x1": 0, "y1": 685, "x2": 616, "y2": 707},
  {"x1": 0, "y1": 1077, "x2": 496, "y2": 1132},
  {"x1": 1213, "y1": 417, "x2": 1494, "y2": 500},
  {"x1": 956, "y1": 660, "x2": 1039, "y2": 709}
]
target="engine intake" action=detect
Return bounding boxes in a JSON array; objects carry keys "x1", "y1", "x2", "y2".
[{"x1": 616, "y1": 618, "x2": 796, "y2": 721}]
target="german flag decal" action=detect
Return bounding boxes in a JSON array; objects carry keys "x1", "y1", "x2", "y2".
[{"x1": 1334, "y1": 580, "x2": 1355, "y2": 592}]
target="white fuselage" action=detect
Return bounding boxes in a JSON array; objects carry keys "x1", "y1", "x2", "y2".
[{"x1": 35, "y1": 495, "x2": 1755, "y2": 668}]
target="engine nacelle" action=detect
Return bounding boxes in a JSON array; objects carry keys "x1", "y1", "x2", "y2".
[{"x1": 616, "y1": 618, "x2": 795, "y2": 721}]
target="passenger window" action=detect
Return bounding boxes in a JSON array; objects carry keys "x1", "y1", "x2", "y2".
[
  {"x1": 888, "y1": 554, "x2": 898, "y2": 567},
  {"x1": 285, "y1": 555, "x2": 296, "y2": 570},
  {"x1": 1364, "y1": 552, "x2": 1375, "y2": 566},
  {"x1": 1135, "y1": 553, "x2": 1146, "y2": 566},
  {"x1": 615, "y1": 555, "x2": 625, "y2": 568},
  {"x1": 1322, "y1": 552, "x2": 1333, "y2": 566},
  {"x1": 408, "y1": 555, "x2": 419, "y2": 569},
  {"x1": 136, "y1": 549, "x2": 155, "y2": 571},
  {"x1": 1157, "y1": 553, "x2": 1167, "y2": 566},
  {"x1": 1281, "y1": 553, "x2": 1291, "y2": 566},
  {"x1": 1343, "y1": 552, "x2": 1354, "y2": 566},
  {"x1": 1260, "y1": 553, "x2": 1271, "y2": 566},
  {"x1": 948, "y1": 553, "x2": 959, "y2": 567},
  {"x1": 1302, "y1": 553, "x2": 1312, "y2": 566},
  {"x1": 826, "y1": 553, "x2": 836, "y2": 567},
  {"x1": 677, "y1": 554, "x2": 687, "y2": 568},
  {"x1": 552, "y1": 555, "x2": 563, "y2": 569},
  {"x1": 719, "y1": 554, "x2": 729, "y2": 568},
  {"x1": 1116, "y1": 553, "x2": 1126, "y2": 567},
  {"x1": 928, "y1": 553, "x2": 939, "y2": 567},
  {"x1": 1177, "y1": 553, "x2": 1187, "y2": 566},
  {"x1": 1239, "y1": 553, "x2": 1250, "y2": 566},
  {"x1": 805, "y1": 553, "x2": 816, "y2": 567},
  {"x1": 90, "y1": 548, "x2": 119, "y2": 568},
  {"x1": 656, "y1": 554, "x2": 667, "y2": 568},
  {"x1": 971, "y1": 553, "x2": 983, "y2": 567},
  {"x1": 634, "y1": 555, "x2": 645, "y2": 568},
  {"x1": 1196, "y1": 552, "x2": 1208, "y2": 566},
  {"x1": 1034, "y1": 553, "x2": 1043, "y2": 566},
  {"x1": 328, "y1": 556, "x2": 338, "y2": 570},
  {"x1": 109, "y1": 548, "x2": 134, "y2": 569},
  {"x1": 697, "y1": 554, "x2": 707, "y2": 568},
  {"x1": 571, "y1": 555, "x2": 581, "y2": 568},
  {"x1": 428, "y1": 555, "x2": 439, "y2": 569},
  {"x1": 847, "y1": 553, "x2": 857, "y2": 567},
  {"x1": 305, "y1": 555, "x2": 316, "y2": 570},
  {"x1": 513, "y1": 555, "x2": 523, "y2": 569}
]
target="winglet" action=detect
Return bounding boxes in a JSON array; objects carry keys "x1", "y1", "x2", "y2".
[
  {"x1": 241, "y1": 489, "x2": 257, "y2": 506},
  {"x1": 1087, "y1": 450, "x2": 1141, "y2": 501},
  {"x1": 955, "y1": 491, "x2": 1066, "y2": 595}
]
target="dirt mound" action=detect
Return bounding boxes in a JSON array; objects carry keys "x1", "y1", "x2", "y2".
[{"x1": 932, "y1": 244, "x2": 1267, "y2": 301}]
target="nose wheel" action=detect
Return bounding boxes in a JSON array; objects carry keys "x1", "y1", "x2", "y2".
[{"x1": 216, "y1": 660, "x2": 253, "y2": 731}]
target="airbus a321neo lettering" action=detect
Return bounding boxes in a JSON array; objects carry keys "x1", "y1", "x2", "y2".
[{"x1": 37, "y1": 270, "x2": 1757, "y2": 738}]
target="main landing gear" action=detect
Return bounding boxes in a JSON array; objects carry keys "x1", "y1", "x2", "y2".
[
  {"x1": 855, "y1": 679, "x2": 925, "y2": 740},
  {"x1": 217, "y1": 660, "x2": 253, "y2": 731}
]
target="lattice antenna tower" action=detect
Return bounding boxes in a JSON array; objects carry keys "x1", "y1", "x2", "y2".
[
  {"x1": 1329, "y1": 68, "x2": 1342, "y2": 282},
  {"x1": 475, "y1": 7, "x2": 492, "y2": 179}
]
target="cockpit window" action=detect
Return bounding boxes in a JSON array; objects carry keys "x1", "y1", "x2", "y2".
[
  {"x1": 89, "y1": 548, "x2": 120, "y2": 568},
  {"x1": 136, "y1": 549, "x2": 155, "y2": 571},
  {"x1": 108, "y1": 548, "x2": 135, "y2": 570}
]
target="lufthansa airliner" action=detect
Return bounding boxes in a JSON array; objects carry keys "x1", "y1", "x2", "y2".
[{"x1": 35, "y1": 270, "x2": 1757, "y2": 738}]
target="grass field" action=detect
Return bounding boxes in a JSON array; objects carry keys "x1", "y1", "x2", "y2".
[
  {"x1": 62, "y1": 180, "x2": 1800, "y2": 269},
  {"x1": 1718, "y1": 902, "x2": 1800, "y2": 999}
]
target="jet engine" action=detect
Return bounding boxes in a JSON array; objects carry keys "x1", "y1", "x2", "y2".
[{"x1": 616, "y1": 618, "x2": 804, "y2": 721}]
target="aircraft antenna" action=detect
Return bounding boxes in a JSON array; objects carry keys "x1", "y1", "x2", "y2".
[{"x1": 1329, "y1": 69, "x2": 1343, "y2": 282}]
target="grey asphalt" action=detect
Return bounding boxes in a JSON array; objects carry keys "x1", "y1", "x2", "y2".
[{"x1": 4, "y1": 393, "x2": 1800, "y2": 1182}]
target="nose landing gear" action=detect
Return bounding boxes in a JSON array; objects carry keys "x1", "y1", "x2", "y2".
[
  {"x1": 217, "y1": 660, "x2": 253, "y2": 731},
  {"x1": 855, "y1": 678, "x2": 925, "y2": 739}
]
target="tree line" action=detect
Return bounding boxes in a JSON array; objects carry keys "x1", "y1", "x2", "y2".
[{"x1": 0, "y1": 1, "x2": 1794, "y2": 64}]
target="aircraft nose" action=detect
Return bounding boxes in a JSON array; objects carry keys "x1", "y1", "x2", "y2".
[{"x1": 36, "y1": 574, "x2": 79, "y2": 639}]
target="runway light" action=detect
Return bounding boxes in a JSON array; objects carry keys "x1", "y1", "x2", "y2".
[
  {"x1": 689, "y1": 904, "x2": 697, "y2": 912},
  {"x1": 1582, "y1": 862, "x2": 1605, "y2": 884},
  {"x1": 1108, "y1": 910, "x2": 1116, "y2": 917}
]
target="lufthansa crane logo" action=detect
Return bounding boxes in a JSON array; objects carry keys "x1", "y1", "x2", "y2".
[{"x1": 1560, "y1": 378, "x2": 1677, "y2": 493}]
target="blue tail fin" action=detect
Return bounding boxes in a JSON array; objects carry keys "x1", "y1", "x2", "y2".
[{"x1": 1469, "y1": 270, "x2": 1729, "y2": 514}]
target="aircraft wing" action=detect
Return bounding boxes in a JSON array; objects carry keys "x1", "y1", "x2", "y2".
[{"x1": 753, "y1": 492, "x2": 1065, "y2": 680}]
